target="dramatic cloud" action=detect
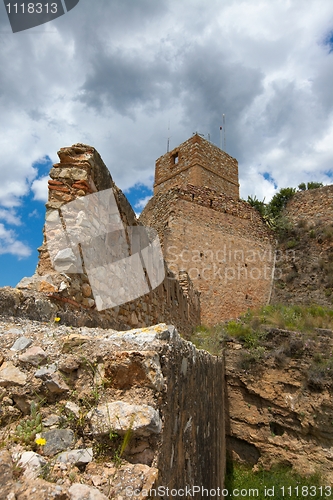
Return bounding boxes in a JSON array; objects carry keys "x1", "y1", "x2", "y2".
[{"x1": 0, "y1": 0, "x2": 332, "y2": 274}]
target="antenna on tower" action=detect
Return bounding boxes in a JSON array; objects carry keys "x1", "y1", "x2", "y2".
[{"x1": 167, "y1": 121, "x2": 171, "y2": 153}]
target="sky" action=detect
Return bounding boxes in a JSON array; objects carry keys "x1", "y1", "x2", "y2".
[{"x1": 0, "y1": 0, "x2": 332, "y2": 287}]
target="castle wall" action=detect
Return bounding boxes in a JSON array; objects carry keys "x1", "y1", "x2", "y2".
[
  {"x1": 284, "y1": 185, "x2": 333, "y2": 226},
  {"x1": 270, "y1": 185, "x2": 333, "y2": 308},
  {"x1": 141, "y1": 185, "x2": 275, "y2": 325},
  {"x1": 18, "y1": 144, "x2": 200, "y2": 338},
  {"x1": 154, "y1": 134, "x2": 239, "y2": 198}
]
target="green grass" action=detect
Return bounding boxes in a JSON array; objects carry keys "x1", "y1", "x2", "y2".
[
  {"x1": 225, "y1": 463, "x2": 333, "y2": 499},
  {"x1": 244, "y1": 304, "x2": 333, "y2": 332},
  {"x1": 190, "y1": 324, "x2": 223, "y2": 355},
  {"x1": 190, "y1": 304, "x2": 333, "y2": 357}
]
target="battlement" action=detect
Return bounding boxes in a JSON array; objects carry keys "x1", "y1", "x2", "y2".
[{"x1": 154, "y1": 134, "x2": 239, "y2": 198}]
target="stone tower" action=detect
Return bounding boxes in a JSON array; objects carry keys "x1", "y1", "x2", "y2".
[
  {"x1": 140, "y1": 135, "x2": 275, "y2": 326},
  {"x1": 154, "y1": 134, "x2": 239, "y2": 198}
]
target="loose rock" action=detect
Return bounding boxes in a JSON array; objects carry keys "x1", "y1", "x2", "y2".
[
  {"x1": 56, "y1": 448, "x2": 93, "y2": 465},
  {"x1": 0, "y1": 362, "x2": 27, "y2": 387},
  {"x1": 10, "y1": 337, "x2": 32, "y2": 351},
  {"x1": 18, "y1": 346, "x2": 47, "y2": 366},
  {"x1": 68, "y1": 483, "x2": 108, "y2": 500},
  {"x1": 87, "y1": 401, "x2": 162, "y2": 437},
  {"x1": 42, "y1": 429, "x2": 75, "y2": 456}
]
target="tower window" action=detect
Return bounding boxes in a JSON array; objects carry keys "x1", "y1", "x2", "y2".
[{"x1": 172, "y1": 152, "x2": 179, "y2": 165}]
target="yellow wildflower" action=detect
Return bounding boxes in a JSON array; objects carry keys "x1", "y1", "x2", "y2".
[
  {"x1": 54, "y1": 317, "x2": 61, "y2": 323},
  {"x1": 35, "y1": 437, "x2": 46, "y2": 446}
]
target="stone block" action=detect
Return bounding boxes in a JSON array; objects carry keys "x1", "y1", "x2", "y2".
[{"x1": 87, "y1": 401, "x2": 162, "y2": 437}]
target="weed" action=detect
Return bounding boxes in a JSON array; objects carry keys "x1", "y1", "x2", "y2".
[
  {"x1": 13, "y1": 401, "x2": 42, "y2": 446},
  {"x1": 239, "y1": 346, "x2": 266, "y2": 370},
  {"x1": 80, "y1": 356, "x2": 105, "y2": 406},
  {"x1": 286, "y1": 239, "x2": 298, "y2": 249},
  {"x1": 190, "y1": 325, "x2": 223, "y2": 355},
  {"x1": 307, "y1": 356, "x2": 333, "y2": 391},
  {"x1": 225, "y1": 321, "x2": 252, "y2": 339},
  {"x1": 68, "y1": 470, "x2": 78, "y2": 483}
]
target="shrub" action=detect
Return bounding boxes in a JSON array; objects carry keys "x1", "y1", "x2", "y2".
[
  {"x1": 307, "y1": 181, "x2": 323, "y2": 190},
  {"x1": 268, "y1": 187, "x2": 296, "y2": 219}
]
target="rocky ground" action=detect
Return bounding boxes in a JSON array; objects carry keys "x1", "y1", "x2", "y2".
[{"x1": 0, "y1": 316, "x2": 166, "y2": 499}]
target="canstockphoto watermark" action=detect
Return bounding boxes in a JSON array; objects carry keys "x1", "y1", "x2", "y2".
[
  {"x1": 125, "y1": 485, "x2": 262, "y2": 497},
  {"x1": 4, "y1": 0, "x2": 80, "y2": 33},
  {"x1": 125, "y1": 485, "x2": 333, "y2": 498},
  {"x1": 45, "y1": 189, "x2": 165, "y2": 311}
]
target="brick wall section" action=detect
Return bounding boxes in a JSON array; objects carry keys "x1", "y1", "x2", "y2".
[
  {"x1": 154, "y1": 134, "x2": 239, "y2": 198},
  {"x1": 21, "y1": 144, "x2": 200, "y2": 337},
  {"x1": 141, "y1": 184, "x2": 275, "y2": 325},
  {"x1": 284, "y1": 185, "x2": 333, "y2": 226}
]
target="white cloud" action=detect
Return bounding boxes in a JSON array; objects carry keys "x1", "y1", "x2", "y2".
[
  {"x1": 0, "y1": 223, "x2": 31, "y2": 257},
  {"x1": 0, "y1": 209, "x2": 21, "y2": 226},
  {"x1": 31, "y1": 176, "x2": 49, "y2": 202},
  {"x1": 134, "y1": 195, "x2": 153, "y2": 212}
]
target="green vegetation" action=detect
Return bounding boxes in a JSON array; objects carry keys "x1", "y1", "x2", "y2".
[
  {"x1": 14, "y1": 401, "x2": 43, "y2": 446},
  {"x1": 268, "y1": 187, "x2": 297, "y2": 219},
  {"x1": 223, "y1": 303, "x2": 333, "y2": 343},
  {"x1": 191, "y1": 304, "x2": 333, "y2": 373},
  {"x1": 247, "y1": 187, "x2": 296, "y2": 229},
  {"x1": 225, "y1": 462, "x2": 332, "y2": 499},
  {"x1": 307, "y1": 353, "x2": 333, "y2": 390},
  {"x1": 192, "y1": 303, "x2": 333, "y2": 389},
  {"x1": 190, "y1": 324, "x2": 224, "y2": 355},
  {"x1": 248, "y1": 182, "x2": 324, "y2": 231},
  {"x1": 298, "y1": 181, "x2": 323, "y2": 191},
  {"x1": 241, "y1": 304, "x2": 333, "y2": 332}
]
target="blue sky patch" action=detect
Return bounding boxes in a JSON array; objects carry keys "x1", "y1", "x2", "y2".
[
  {"x1": 124, "y1": 183, "x2": 153, "y2": 214},
  {"x1": 262, "y1": 172, "x2": 278, "y2": 189},
  {"x1": 324, "y1": 30, "x2": 333, "y2": 52}
]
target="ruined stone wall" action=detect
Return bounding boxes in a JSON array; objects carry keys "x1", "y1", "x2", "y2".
[
  {"x1": 141, "y1": 184, "x2": 275, "y2": 325},
  {"x1": 154, "y1": 134, "x2": 239, "y2": 198},
  {"x1": 284, "y1": 185, "x2": 333, "y2": 226},
  {"x1": 0, "y1": 316, "x2": 225, "y2": 498},
  {"x1": 270, "y1": 185, "x2": 333, "y2": 308},
  {"x1": 18, "y1": 144, "x2": 200, "y2": 338}
]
